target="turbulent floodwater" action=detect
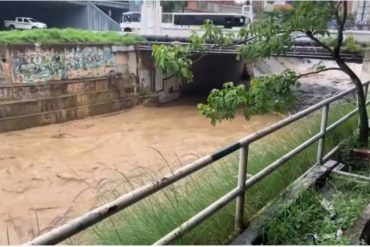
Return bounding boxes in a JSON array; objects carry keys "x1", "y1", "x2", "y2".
[
  {"x1": 0, "y1": 58, "x2": 363, "y2": 244},
  {"x1": 0, "y1": 97, "x2": 282, "y2": 244}
]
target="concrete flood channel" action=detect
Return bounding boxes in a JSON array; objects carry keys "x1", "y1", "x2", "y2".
[
  {"x1": 0, "y1": 41, "x2": 367, "y2": 244},
  {"x1": 0, "y1": 80, "x2": 359, "y2": 244}
]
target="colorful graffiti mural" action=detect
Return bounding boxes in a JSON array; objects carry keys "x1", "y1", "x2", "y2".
[{"x1": 11, "y1": 47, "x2": 115, "y2": 83}]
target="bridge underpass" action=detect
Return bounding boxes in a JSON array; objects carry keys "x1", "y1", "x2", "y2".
[
  {"x1": 136, "y1": 42, "x2": 365, "y2": 104},
  {"x1": 180, "y1": 53, "x2": 249, "y2": 96},
  {"x1": 137, "y1": 50, "x2": 249, "y2": 102}
]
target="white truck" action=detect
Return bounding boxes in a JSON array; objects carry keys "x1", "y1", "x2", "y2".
[{"x1": 4, "y1": 17, "x2": 47, "y2": 30}]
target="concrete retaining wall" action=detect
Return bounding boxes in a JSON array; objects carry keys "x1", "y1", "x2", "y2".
[
  {"x1": 0, "y1": 44, "x2": 135, "y2": 84},
  {"x1": 0, "y1": 75, "x2": 148, "y2": 132},
  {"x1": 0, "y1": 94, "x2": 145, "y2": 133},
  {"x1": 0, "y1": 44, "x2": 150, "y2": 132}
]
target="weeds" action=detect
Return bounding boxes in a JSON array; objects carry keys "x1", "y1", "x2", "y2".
[
  {"x1": 323, "y1": 36, "x2": 369, "y2": 55},
  {"x1": 262, "y1": 176, "x2": 370, "y2": 245},
  {"x1": 0, "y1": 28, "x2": 144, "y2": 45}
]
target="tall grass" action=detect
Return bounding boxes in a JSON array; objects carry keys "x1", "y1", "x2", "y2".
[
  {"x1": 70, "y1": 102, "x2": 359, "y2": 245},
  {"x1": 0, "y1": 28, "x2": 144, "y2": 45}
]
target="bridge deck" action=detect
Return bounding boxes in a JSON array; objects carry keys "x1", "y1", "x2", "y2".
[{"x1": 136, "y1": 42, "x2": 364, "y2": 63}]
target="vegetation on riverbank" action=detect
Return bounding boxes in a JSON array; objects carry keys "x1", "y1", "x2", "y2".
[
  {"x1": 263, "y1": 176, "x2": 370, "y2": 245},
  {"x1": 70, "y1": 102, "x2": 359, "y2": 245},
  {"x1": 0, "y1": 28, "x2": 144, "y2": 45},
  {"x1": 324, "y1": 36, "x2": 369, "y2": 55}
]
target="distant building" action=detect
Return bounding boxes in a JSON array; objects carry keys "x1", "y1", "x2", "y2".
[
  {"x1": 185, "y1": 1, "x2": 244, "y2": 13},
  {"x1": 263, "y1": 1, "x2": 293, "y2": 12},
  {"x1": 352, "y1": 0, "x2": 370, "y2": 25}
]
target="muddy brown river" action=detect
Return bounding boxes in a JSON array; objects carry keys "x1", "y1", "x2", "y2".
[{"x1": 0, "y1": 97, "x2": 281, "y2": 244}]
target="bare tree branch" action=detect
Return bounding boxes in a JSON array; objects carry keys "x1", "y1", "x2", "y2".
[
  {"x1": 192, "y1": 53, "x2": 208, "y2": 64},
  {"x1": 305, "y1": 31, "x2": 334, "y2": 54},
  {"x1": 297, "y1": 67, "x2": 344, "y2": 79},
  {"x1": 335, "y1": 1, "x2": 342, "y2": 26}
]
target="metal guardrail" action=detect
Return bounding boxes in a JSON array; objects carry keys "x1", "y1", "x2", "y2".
[{"x1": 27, "y1": 81, "x2": 370, "y2": 245}]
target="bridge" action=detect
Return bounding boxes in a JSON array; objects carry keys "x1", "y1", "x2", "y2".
[{"x1": 136, "y1": 41, "x2": 365, "y2": 63}]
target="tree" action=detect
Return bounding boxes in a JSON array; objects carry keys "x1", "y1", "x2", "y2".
[
  {"x1": 160, "y1": 1, "x2": 187, "y2": 12},
  {"x1": 152, "y1": 1, "x2": 369, "y2": 145}
]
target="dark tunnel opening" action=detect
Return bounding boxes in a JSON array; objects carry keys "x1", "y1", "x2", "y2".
[{"x1": 180, "y1": 53, "x2": 251, "y2": 97}]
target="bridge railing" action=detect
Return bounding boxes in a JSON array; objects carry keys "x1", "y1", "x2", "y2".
[
  {"x1": 135, "y1": 42, "x2": 364, "y2": 63},
  {"x1": 27, "y1": 81, "x2": 370, "y2": 245}
]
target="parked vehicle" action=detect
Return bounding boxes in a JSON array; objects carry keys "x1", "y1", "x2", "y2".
[
  {"x1": 120, "y1": 12, "x2": 141, "y2": 32},
  {"x1": 4, "y1": 17, "x2": 47, "y2": 30},
  {"x1": 120, "y1": 3, "x2": 253, "y2": 36}
]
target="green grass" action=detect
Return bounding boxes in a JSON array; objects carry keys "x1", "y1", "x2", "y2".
[
  {"x1": 68, "y1": 102, "x2": 359, "y2": 245},
  {"x1": 262, "y1": 176, "x2": 370, "y2": 245},
  {"x1": 0, "y1": 28, "x2": 144, "y2": 45},
  {"x1": 337, "y1": 138, "x2": 370, "y2": 177}
]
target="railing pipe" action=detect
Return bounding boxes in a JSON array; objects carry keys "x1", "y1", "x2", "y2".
[
  {"x1": 27, "y1": 155, "x2": 214, "y2": 245},
  {"x1": 325, "y1": 98, "x2": 370, "y2": 134},
  {"x1": 239, "y1": 83, "x2": 367, "y2": 146},
  {"x1": 317, "y1": 104, "x2": 329, "y2": 165},
  {"x1": 154, "y1": 187, "x2": 242, "y2": 245},
  {"x1": 242, "y1": 132, "x2": 323, "y2": 190},
  {"x1": 234, "y1": 145, "x2": 249, "y2": 232},
  {"x1": 155, "y1": 132, "x2": 324, "y2": 245}
]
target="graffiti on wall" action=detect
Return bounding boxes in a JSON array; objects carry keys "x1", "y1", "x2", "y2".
[{"x1": 11, "y1": 47, "x2": 114, "y2": 83}]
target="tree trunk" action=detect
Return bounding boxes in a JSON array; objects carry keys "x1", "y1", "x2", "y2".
[{"x1": 336, "y1": 59, "x2": 368, "y2": 146}]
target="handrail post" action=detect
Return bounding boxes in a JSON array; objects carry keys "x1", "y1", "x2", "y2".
[
  {"x1": 235, "y1": 144, "x2": 249, "y2": 232},
  {"x1": 355, "y1": 84, "x2": 368, "y2": 129},
  {"x1": 364, "y1": 84, "x2": 369, "y2": 101},
  {"x1": 317, "y1": 104, "x2": 329, "y2": 165}
]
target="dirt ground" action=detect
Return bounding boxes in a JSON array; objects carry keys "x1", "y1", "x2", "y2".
[{"x1": 0, "y1": 97, "x2": 281, "y2": 244}]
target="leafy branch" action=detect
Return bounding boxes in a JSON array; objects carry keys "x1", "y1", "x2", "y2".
[{"x1": 198, "y1": 70, "x2": 299, "y2": 125}]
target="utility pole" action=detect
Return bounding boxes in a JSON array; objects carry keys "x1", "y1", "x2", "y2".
[{"x1": 140, "y1": 0, "x2": 162, "y2": 35}]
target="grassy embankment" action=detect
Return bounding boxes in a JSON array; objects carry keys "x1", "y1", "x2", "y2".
[
  {"x1": 64, "y1": 101, "x2": 361, "y2": 245},
  {"x1": 0, "y1": 28, "x2": 143, "y2": 45}
]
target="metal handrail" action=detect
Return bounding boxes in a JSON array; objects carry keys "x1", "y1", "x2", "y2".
[{"x1": 26, "y1": 81, "x2": 370, "y2": 245}]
